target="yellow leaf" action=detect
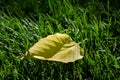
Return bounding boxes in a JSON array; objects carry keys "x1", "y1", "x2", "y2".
[{"x1": 19, "y1": 33, "x2": 84, "y2": 63}]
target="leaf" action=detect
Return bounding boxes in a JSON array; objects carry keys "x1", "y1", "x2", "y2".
[{"x1": 19, "y1": 33, "x2": 84, "y2": 63}]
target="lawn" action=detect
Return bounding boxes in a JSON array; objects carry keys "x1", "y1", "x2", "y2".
[{"x1": 0, "y1": 0, "x2": 120, "y2": 80}]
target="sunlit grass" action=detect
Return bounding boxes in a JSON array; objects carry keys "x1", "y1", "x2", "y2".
[{"x1": 0, "y1": 0, "x2": 120, "y2": 80}]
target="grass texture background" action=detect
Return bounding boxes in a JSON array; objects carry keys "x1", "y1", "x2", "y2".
[{"x1": 0, "y1": 0, "x2": 120, "y2": 80}]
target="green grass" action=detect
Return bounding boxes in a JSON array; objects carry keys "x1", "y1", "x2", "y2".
[{"x1": 0, "y1": 0, "x2": 120, "y2": 80}]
